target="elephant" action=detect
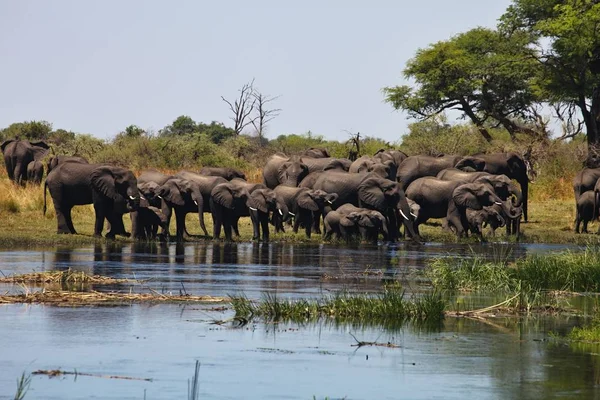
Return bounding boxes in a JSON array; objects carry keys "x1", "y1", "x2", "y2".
[
  {"x1": 1, "y1": 139, "x2": 50, "y2": 185},
  {"x1": 312, "y1": 171, "x2": 419, "y2": 241},
  {"x1": 263, "y1": 153, "x2": 309, "y2": 189},
  {"x1": 466, "y1": 206, "x2": 506, "y2": 241},
  {"x1": 349, "y1": 156, "x2": 397, "y2": 181},
  {"x1": 130, "y1": 199, "x2": 169, "y2": 240},
  {"x1": 199, "y1": 166, "x2": 246, "y2": 181},
  {"x1": 301, "y1": 148, "x2": 330, "y2": 158},
  {"x1": 455, "y1": 152, "x2": 535, "y2": 222},
  {"x1": 406, "y1": 177, "x2": 511, "y2": 238},
  {"x1": 576, "y1": 190, "x2": 597, "y2": 234},
  {"x1": 373, "y1": 149, "x2": 408, "y2": 168},
  {"x1": 174, "y1": 170, "x2": 228, "y2": 237},
  {"x1": 26, "y1": 160, "x2": 44, "y2": 185},
  {"x1": 46, "y1": 155, "x2": 89, "y2": 173},
  {"x1": 298, "y1": 159, "x2": 351, "y2": 189},
  {"x1": 263, "y1": 154, "x2": 352, "y2": 189},
  {"x1": 273, "y1": 186, "x2": 338, "y2": 237},
  {"x1": 210, "y1": 180, "x2": 287, "y2": 241},
  {"x1": 155, "y1": 177, "x2": 205, "y2": 240},
  {"x1": 44, "y1": 162, "x2": 140, "y2": 237},
  {"x1": 323, "y1": 205, "x2": 388, "y2": 242},
  {"x1": 397, "y1": 154, "x2": 462, "y2": 190}
]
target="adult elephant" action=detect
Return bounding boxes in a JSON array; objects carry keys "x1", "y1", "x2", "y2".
[
  {"x1": 44, "y1": 163, "x2": 140, "y2": 237},
  {"x1": 273, "y1": 186, "x2": 338, "y2": 237},
  {"x1": 155, "y1": 177, "x2": 205, "y2": 240},
  {"x1": 210, "y1": 180, "x2": 287, "y2": 241},
  {"x1": 437, "y1": 169, "x2": 523, "y2": 205},
  {"x1": 313, "y1": 171, "x2": 419, "y2": 241},
  {"x1": 298, "y1": 159, "x2": 351, "y2": 189},
  {"x1": 397, "y1": 155, "x2": 462, "y2": 191},
  {"x1": 27, "y1": 160, "x2": 44, "y2": 185},
  {"x1": 1, "y1": 139, "x2": 50, "y2": 185},
  {"x1": 373, "y1": 149, "x2": 408, "y2": 167},
  {"x1": 262, "y1": 154, "x2": 309, "y2": 189},
  {"x1": 47, "y1": 155, "x2": 89, "y2": 173},
  {"x1": 406, "y1": 177, "x2": 510, "y2": 238},
  {"x1": 455, "y1": 152, "x2": 534, "y2": 222},
  {"x1": 301, "y1": 148, "x2": 330, "y2": 158},
  {"x1": 199, "y1": 166, "x2": 246, "y2": 181},
  {"x1": 349, "y1": 156, "x2": 397, "y2": 181}
]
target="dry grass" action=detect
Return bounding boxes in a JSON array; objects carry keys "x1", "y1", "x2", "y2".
[
  {"x1": 0, "y1": 290, "x2": 226, "y2": 306},
  {"x1": 0, "y1": 269, "x2": 132, "y2": 285}
]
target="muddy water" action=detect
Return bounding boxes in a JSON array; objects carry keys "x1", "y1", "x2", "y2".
[{"x1": 1, "y1": 242, "x2": 599, "y2": 399}]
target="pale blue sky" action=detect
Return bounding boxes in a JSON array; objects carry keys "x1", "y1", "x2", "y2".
[{"x1": 0, "y1": 1, "x2": 512, "y2": 142}]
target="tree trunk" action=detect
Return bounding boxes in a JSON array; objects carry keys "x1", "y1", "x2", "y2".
[{"x1": 460, "y1": 99, "x2": 493, "y2": 143}]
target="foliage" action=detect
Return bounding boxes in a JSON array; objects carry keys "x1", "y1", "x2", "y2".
[
  {"x1": 159, "y1": 116, "x2": 236, "y2": 144},
  {"x1": 0, "y1": 120, "x2": 53, "y2": 141},
  {"x1": 383, "y1": 27, "x2": 541, "y2": 142},
  {"x1": 568, "y1": 313, "x2": 600, "y2": 342}
]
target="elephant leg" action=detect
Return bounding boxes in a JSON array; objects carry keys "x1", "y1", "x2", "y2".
[
  {"x1": 575, "y1": 217, "x2": 581, "y2": 234},
  {"x1": 520, "y1": 178, "x2": 528, "y2": 223},
  {"x1": 55, "y1": 205, "x2": 76, "y2": 234},
  {"x1": 583, "y1": 220, "x2": 589, "y2": 233},
  {"x1": 93, "y1": 203, "x2": 106, "y2": 237},
  {"x1": 260, "y1": 212, "x2": 270, "y2": 242},
  {"x1": 312, "y1": 211, "x2": 322, "y2": 234},
  {"x1": 303, "y1": 211, "x2": 312, "y2": 238},
  {"x1": 250, "y1": 211, "x2": 260, "y2": 240},
  {"x1": 223, "y1": 214, "x2": 233, "y2": 241},
  {"x1": 198, "y1": 209, "x2": 208, "y2": 236},
  {"x1": 174, "y1": 208, "x2": 188, "y2": 241},
  {"x1": 447, "y1": 203, "x2": 466, "y2": 238}
]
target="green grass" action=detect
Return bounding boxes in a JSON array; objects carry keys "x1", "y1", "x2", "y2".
[
  {"x1": 427, "y1": 246, "x2": 600, "y2": 293},
  {"x1": 230, "y1": 285, "x2": 446, "y2": 326}
]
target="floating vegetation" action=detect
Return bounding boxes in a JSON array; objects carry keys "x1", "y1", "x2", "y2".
[
  {"x1": 230, "y1": 286, "x2": 446, "y2": 325},
  {"x1": 0, "y1": 269, "x2": 132, "y2": 286},
  {"x1": 0, "y1": 290, "x2": 226, "y2": 306},
  {"x1": 32, "y1": 369, "x2": 153, "y2": 381}
]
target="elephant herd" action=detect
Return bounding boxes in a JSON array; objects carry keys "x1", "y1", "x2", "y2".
[
  {"x1": 572, "y1": 166, "x2": 600, "y2": 234},
  {"x1": 2, "y1": 139, "x2": 535, "y2": 243}
]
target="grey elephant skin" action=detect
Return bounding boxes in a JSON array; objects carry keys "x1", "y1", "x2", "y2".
[
  {"x1": 27, "y1": 160, "x2": 44, "y2": 185},
  {"x1": 1, "y1": 139, "x2": 50, "y2": 185},
  {"x1": 349, "y1": 155, "x2": 398, "y2": 181},
  {"x1": 199, "y1": 167, "x2": 246, "y2": 181},
  {"x1": 46, "y1": 155, "x2": 89, "y2": 174},
  {"x1": 301, "y1": 148, "x2": 330, "y2": 158},
  {"x1": 466, "y1": 206, "x2": 506, "y2": 241},
  {"x1": 406, "y1": 177, "x2": 510, "y2": 237},
  {"x1": 373, "y1": 149, "x2": 408, "y2": 168},
  {"x1": 44, "y1": 163, "x2": 140, "y2": 237},
  {"x1": 263, "y1": 154, "x2": 351, "y2": 189},
  {"x1": 455, "y1": 152, "x2": 534, "y2": 222},
  {"x1": 576, "y1": 190, "x2": 597, "y2": 234},
  {"x1": 397, "y1": 155, "x2": 462, "y2": 191},
  {"x1": 273, "y1": 186, "x2": 338, "y2": 237},
  {"x1": 324, "y1": 203, "x2": 388, "y2": 242},
  {"x1": 313, "y1": 171, "x2": 418, "y2": 241},
  {"x1": 130, "y1": 199, "x2": 169, "y2": 240},
  {"x1": 211, "y1": 180, "x2": 288, "y2": 241}
]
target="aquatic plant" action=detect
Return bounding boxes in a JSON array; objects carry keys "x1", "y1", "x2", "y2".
[
  {"x1": 13, "y1": 372, "x2": 31, "y2": 400},
  {"x1": 426, "y1": 247, "x2": 600, "y2": 293},
  {"x1": 230, "y1": 286, "x2": 446, "y2": 325}
]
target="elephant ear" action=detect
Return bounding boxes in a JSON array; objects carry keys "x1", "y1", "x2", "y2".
[
  {"x1": 212, "y1": 184, "x2": 235, "y2": 209},
  {"x1": 324, "y1": 192, "x2": 338, "y2": 205},
  {"x1": 91, "y1": 166, "x2": 120, "y2": 201},
  {"x1": 358, "y1": 178, "x2": 386, "y2": 210},
  {"x1": 247, "y1": 190, "x2": 269, "y2": 213},
  {"x1": 161, "y1": 180, "x2": 185, "y2": 206},
  {"x1": 0, "y1": 139, "x2": 15, "y2": 153},
  {"x1": 360, "y1": 213, "x2": 376, "y2": 228},
  {"x1": 31, "y1": 141, "x2": 51, "y2": 160},
  {"x1": 453, "y1": 184, "x2": 483, "y2": 210},
  {"x1": 298, "y1": 192, "x2": 320, "y2": 211}
]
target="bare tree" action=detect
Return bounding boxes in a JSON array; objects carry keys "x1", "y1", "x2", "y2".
[
  {"x1": 221, "y1": 80, "x2": 257, "y2": 135},
  {"x1": 250, "y1": 90, "x2": 281, "y2": 145}
]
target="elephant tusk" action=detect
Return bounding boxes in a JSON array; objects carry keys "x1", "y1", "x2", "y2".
[
  {"x1": 129, "y1": 196, "x2": 136, "y2": 200},
  {"x1": 410, "y1": 212, "x2": 417, "y2": 218},
  {"x1": 194, "y1": 200, "x2": 198, "y2": 206},
  {"x1": 288, "y1": 212, "x2": 295, "y2": 217},
  {"x1": 157, "y1": 195, "x2": 162, "y2": 199},
  {"x1": 278, "y1": 209, "x2": 283, "y2": 216},
  {"x1": 140, "y1": 195, "x2": 146, "y2": 201},
  {"x1": 399, "y1": 209, "x2": 410, "y2": 221},
  {"x1": 494, "y1": 201, "x2": 502, "y2": 205},
  {"x1": 249, "y1": 206, "x2": 258, "y2": 211},
  {"x1": 326, "y1": 200, "x2": 333, "y2": 204}
]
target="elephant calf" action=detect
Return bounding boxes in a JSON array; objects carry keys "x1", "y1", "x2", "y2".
[
  {"x1": 466, "y1": 207, "x2": 505, "y2": 241},
  {"x1": 575, "y1": 190, "x2": 597, "y2": 234},
  {"x1": 323, "y1": 204, "x2": 388, "y2": 242},
  {"x1": 26, "y1": 160, "x2": 44, "y2": 185},
  {"x1": 131, "y1": 205, "x2": 169, "y2": 240}
]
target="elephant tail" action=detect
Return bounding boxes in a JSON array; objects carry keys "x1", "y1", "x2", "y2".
[{"x1": 43, "y1": 180, "x2": 48, "y2": 215}]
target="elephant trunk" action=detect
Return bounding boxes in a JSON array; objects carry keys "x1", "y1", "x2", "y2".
[
  {"x1": 397, "y1": 197, "x2": 421, "y2": 243},
  {"x1": 508, "y1": 183, "x2": 523, "y2": 206}
]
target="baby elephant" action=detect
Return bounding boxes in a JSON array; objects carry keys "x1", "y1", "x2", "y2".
[
  {"x1": 131, "y1": 205, "x2": 169, "y2": 240},
  {"x1": 575, "y1": 190, "x2": 597, "y2": 234},
  {"x1": 27, "y1": 160, "x2": 44, "y2": 185},
  {"x1": 466, "y1": 206, "x2": 505, "y2": 241},
  {"x1": 324, "y1": 205, "x2": 388, "y2": 242}
]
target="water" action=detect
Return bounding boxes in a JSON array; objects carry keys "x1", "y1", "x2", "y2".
[{"x1": 1, "y1": 242, "x2": 599, "y2": 399}]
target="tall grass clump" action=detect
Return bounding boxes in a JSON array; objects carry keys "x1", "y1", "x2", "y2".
[
  {"x1": 427, "y1": 247, "x2": 600, "y2": 293},
  {"x1": 230, "y1": 286, "x2": 446, "y2": 325}
]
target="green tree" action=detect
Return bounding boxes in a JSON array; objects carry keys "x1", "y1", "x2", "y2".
[
  {"x1": 383, "y1": 27, "x2": 541, "y2": 142},
  {"x1": 500, "y1": 0, "x2": 600, "y2": 157},
  {"x1": 0, "y1": 120, "x2": 53, "y2": 141},
  {"x1": 197, "y1": 121, "x2": 236, "y2": 144},
  {"x1": 160, "y1": 115, "x2": 197, "y2": 136}
]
